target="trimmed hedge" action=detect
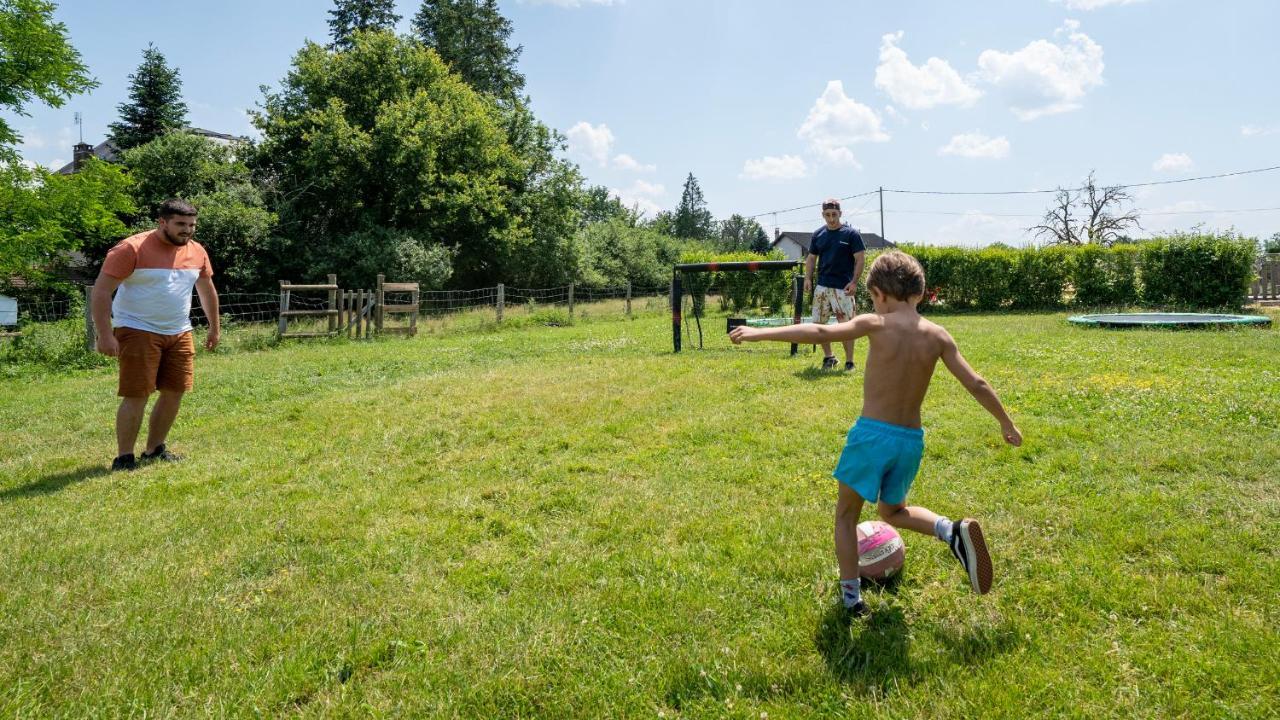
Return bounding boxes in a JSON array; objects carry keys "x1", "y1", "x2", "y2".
[{"x1": 889, "y1": 234, "x2": 1257, "y2": 311}]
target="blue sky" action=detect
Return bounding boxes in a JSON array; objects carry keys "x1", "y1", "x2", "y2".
[{"x1": 10, "y1": 0, "x2": 1280, "y2": 245}]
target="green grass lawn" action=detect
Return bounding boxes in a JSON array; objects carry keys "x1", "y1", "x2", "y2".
[{"x1": 1, "y1": 306, "x2": 1277, "y2": 718}]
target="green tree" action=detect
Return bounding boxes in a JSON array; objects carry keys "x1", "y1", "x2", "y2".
[
  {"x1": 118, "y1": 132, "x2": 276, "y2": 291},
  {"x1": 0, "y1": 159, "x2": 134, "y2": 289},
  {"x1": 719, "y1": 213, "x2": 768, "y2": 253},
  {"x1": 251, "y1": 30, "x2": 528, "y2": 289},
  {"x1": 1263, "y1": 232, "x2": 1280, "y2": 254},
  {"x1": 575, "y1": 217, "x2": 681, "y2": 289},
  {"x1": 672, "y1": 172, "x2": 716, "y2": 241},
  {"x1": 0, "y1": 0, "x2": 97, "y2": 161},
  {"x1": 579, "y1": 185, "x2": 638, "y2": 227},
  {"x1": 411, "y1": 0, "x2": 524, "y2": 101},
  {"x1": 107, "y1": 44, "x2": 187, "y2": 151},
  {"x1": 327, "y1": 0, "x2": 400, "y2": 51}
]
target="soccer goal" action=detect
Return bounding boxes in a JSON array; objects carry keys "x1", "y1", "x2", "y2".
[{"x1": 671, "y1": 260, "x2": 805, "y2": 354}]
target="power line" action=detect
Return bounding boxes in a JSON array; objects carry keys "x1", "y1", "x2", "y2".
[
  {"x1": 883, "y1": 205, "x2": 1280, "y2": 218},
  {"x1": 745, "y1": 189, "x2": 876, "y2": 220},
  {"x1": 743, "y1": 164, "x2": 1280, "y2": 218},
  {"x1": 1142, "y1": 205, "x2": 1280, "y2": 216},
  {"x1": 882, "y1": 164, "x2": 1280, "y2": 196}
]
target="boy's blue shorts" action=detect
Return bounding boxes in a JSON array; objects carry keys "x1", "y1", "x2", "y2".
[{"x1": 832, "y1": 417, "x2": 925, "y2": 505}]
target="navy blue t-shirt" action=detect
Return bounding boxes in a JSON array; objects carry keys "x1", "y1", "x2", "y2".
[{"x1": 810, "y1": 224, "x2": 866, "y2": 288}]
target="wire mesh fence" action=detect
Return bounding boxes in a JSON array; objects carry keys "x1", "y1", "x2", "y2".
[{"x1": 2, "y1": 282, "x2": 677, "y2": 337}]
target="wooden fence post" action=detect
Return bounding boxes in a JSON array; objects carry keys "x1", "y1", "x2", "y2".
[
  {"x1": 410, "y1": 286, "x2": 419, "y2": 336},
  {"x1": 277, "y1": 280, "x2": 289, "y2": 338},
  {"x1": 376, "y1": 274, "x2": 385, "y2": 333},
  {"x1": 568, "y1": 283, "x2": 575, "y2": 317},
  {"x1": 496, "y1": 283, "x2": 504, "y2": 323},
  {"x1": 625, "y1": 281, "x2": 632, "y2": 318},
  {"x1": 83, "y1": 285, "x2": 95, "y2": 352},
  {"x1": 356, "y1": 289, "x2": 365, "y2": 339},
  {"x1": 327, "y1": 274, "x2": 337, "y2": 335}
]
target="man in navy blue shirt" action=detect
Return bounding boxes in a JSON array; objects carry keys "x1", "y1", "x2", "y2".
[{"x1": 805, "y1": 198, "x2": 866, "y2": 370}]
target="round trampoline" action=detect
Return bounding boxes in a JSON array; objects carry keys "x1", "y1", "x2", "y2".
[{"x1": 1068, "y1": 312, "x2": 1272, "y2": 329}]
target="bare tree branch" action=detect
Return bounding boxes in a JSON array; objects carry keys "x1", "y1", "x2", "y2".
[
  {"x1": 1080, "y1": 170, "x2": 1142, "y2": 245},
  {"x1": 1030, "y1": 187, "x2": 1080, "y2": 245}
]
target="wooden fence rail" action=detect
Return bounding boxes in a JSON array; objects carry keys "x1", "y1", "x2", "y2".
[
  {"x1": 278, "y1": 275, "x2": 420, "y2": 339},
  {"x1": 1251, "y1": 255, "x2": 1280, "y2": 302}
]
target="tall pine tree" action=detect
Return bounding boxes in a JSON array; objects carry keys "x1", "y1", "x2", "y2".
[
  {"x1": 327, "y1": 0, "x2": 401, "y2": 50},
  {"x1": 411, "y1": 0, "x2": 524, "y2": 101},
  {"x1": 673, "y1": 173, "x2": 715, "y2": 241},
  {"x1": 107, "y1": 44, "x2": 186, "y2": 151}
]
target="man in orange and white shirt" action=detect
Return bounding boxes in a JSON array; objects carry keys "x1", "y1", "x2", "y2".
[{"x1": 92, "y1": 199, "x2": 220, "y2": 471}]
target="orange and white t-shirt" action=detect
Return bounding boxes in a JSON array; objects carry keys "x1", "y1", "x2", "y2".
[{"x1": 101, "y1": 230, "x2": 214, "y2": 335}]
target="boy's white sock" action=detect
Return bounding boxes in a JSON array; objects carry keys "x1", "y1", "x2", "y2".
[
  {"x1": 934, "y1": 516, "x2": 954, "y2": 543},
  {"x1": 839, "y1": 578, "x2": 861, "y2": 608}
]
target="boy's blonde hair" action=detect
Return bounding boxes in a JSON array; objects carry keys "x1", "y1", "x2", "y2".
[{"x1": 867, "y1": 251, "x2": 927, "y2": 301}]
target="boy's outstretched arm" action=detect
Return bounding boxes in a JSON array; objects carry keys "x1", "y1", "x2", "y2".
[
  {"x1": 729, "y1": 313, "x2": 880, "y2": 346},
  {"x1": 940, "y1": 332, "x2": 1023, "y2": 446}
]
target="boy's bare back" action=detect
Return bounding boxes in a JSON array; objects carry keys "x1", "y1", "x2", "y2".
[{"x1": 859, "y1": 309, "x2": 950, "y2": 428}]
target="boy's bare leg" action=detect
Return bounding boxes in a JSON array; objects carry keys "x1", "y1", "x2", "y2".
[
  {"x1": 876, "y1": 502, "x2": 940, "y2": 536},
  {"x1": 835, "y1": 482, "x2": 868, "y2": 613},
  {"x1": 879, "y1": 501, "x2": 993, "y2": 594}
]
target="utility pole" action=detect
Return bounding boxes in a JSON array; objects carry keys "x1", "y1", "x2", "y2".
[{"x1": 878, "y1": 186, "x2": 885, "y2": 241}]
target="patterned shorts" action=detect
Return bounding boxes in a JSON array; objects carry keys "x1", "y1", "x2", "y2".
[{"x1": 812, "y1": 285, "x2": 855, "y2": 324}]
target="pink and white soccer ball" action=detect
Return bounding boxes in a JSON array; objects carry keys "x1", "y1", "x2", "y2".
[{"x1": 857, "y1": 520, "x2": 905, "y2": 579}]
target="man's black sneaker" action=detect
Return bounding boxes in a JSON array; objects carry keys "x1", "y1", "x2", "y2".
[
  {"x1": 822, "y1": 355, "x2": 839, "y2": 370},
  {"x1": 140, "y1": 444, "x2": 182, "y2": 463},
  {"x1": 845, "y1": 600, "x2": 869, "y2": 619},
  {"x1": 111, "y1": 454, "x2": 137, "y2": 472},
  {"x1": 948, "y1": 519, "x2": 993, "y2": 594},
  {"x1": 844, "y1": 361, "x2": 856, "y2": 372}
]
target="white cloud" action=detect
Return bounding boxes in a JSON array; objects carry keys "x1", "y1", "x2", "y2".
[
  {"x1": 566, "y1": 121, "x2": 615, "y2": 167},
  {"x1": 1242, "y1": 124, "x2": 1280, "y2": 137},
  {"x1": 612, "y1": 153, "x2": 655, "y2": 173},
  {"x1": 740, "y1": 155, "x2": 808, "y2": 181},
  {"x1": 874, "y1": 32, "x2": 982, "y2": 110},
  {"x1": 935, "y1": 211, "x2": 1029, "y2": 247},
  {"x1": 976, "y1": 21, "x2": 1105, "y2": 120},
  {"x1": 939, "y1": 132, "x2": 1011, "y2": 159},
  {"x1": 610, "y1": 179, "x2": 665, "y2": 218},
  {"x1": 1055, "y1": 0, "x2": 1147, "y2": 9},
  {"x1": 797, "y1": 81, "x2": 888, "y2": 168},
  {"x1": 1152, "y1": 152, "x2": 1193, "y2": 172}
]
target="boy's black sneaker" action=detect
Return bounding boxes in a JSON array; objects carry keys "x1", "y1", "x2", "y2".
[
  {"x1": 844, "y1": 361, "x2": 856, "y2": 372},
  {"x1": 822, "y1": 355, "x2": 839, "y2": 370},
  {"x1": 948, "y1": 519, "x2": 993, "y2": 594},
  {"x1": 845, "y1": 600, "x2": 869, "y2": 619},
  {"x1": 111, "y1": 454, "x2": 137, "y2": 472},
  {"x1": 140, "y1": 444, "x2": 182, "y2": 463}
]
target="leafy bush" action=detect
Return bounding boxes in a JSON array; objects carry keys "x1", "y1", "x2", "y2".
[
  {"x1": 1070, "y1": 244, "x2": 1139, "y2": 307},
  {"x1": 1011, "y1": 247, "x2": 1071, "y2": 309},
  {"x1": 1140, "y1": 232, "x2": 1257, "y2": 309},
  {"x1": 0, "y1": 317, "x2": 106, "y2": 372}
]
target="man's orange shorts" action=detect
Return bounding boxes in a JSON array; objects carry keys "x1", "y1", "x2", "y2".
[{"x1": 114, "y1": 327, "x2": 195, "y2": 397}]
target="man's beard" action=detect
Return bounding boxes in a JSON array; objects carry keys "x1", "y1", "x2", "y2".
[{"x1": 164, "y1": 229, "x2": 191, "y2": 245}]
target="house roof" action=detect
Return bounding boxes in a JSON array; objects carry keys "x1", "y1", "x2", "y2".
[
  {"x1": 771, "y1": 228, "x2": 896, "y2": 253},
  {"x1": 54, "y1": 128, "x2": 249, "y2": 174}
]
